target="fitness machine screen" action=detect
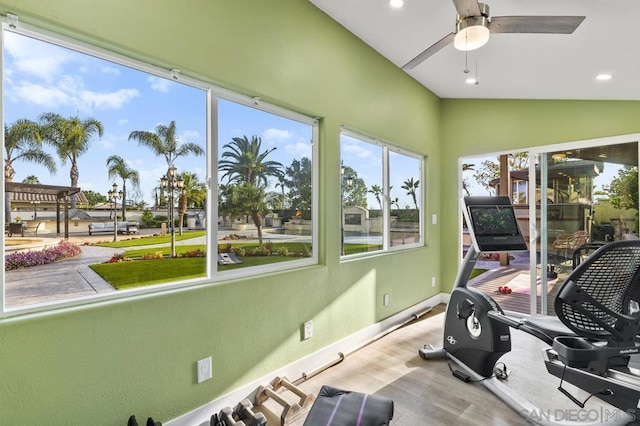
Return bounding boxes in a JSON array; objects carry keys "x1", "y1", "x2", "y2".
[{"x1": 464, "y1": 196, "x2": 528, "y2": 252}]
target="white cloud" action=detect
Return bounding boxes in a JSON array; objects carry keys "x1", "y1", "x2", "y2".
[
  {"x1": 4, "y1": 31, "x2": 74, "y2": 82},
  {"x1": 117, "y1": 119, "x2": 129, "y2": 126},
  {"x1": 262, "y1": 128, "x2": 292, "y2": 144},
  {"x1": 8, "y1": 74, "x2": 139, "y2": 111},
  {"x1": 147, "y1": 76, "x2": 170, "y2": 92},
  {"x1": 285, "y1": 141, "x2": 312, "y2": 159},
  {"x1": 81, "y1": 88, "x2": 140, "y2": 109},
  {"x1": 343, "y1": 142, "x2": 377, "y2": 159},
  {"x1": 13, "y1": 82, "x2": 70, "y2": 107}
]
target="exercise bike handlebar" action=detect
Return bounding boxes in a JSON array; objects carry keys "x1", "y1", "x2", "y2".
[
  {"x1": 453, "y1": 245, "x2": 479, "y2": 289},
  {"x1": 487, "y1": 310, "x2": 556, "y2": 345}
]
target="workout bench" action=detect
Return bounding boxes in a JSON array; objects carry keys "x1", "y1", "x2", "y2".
[{"x1": 303, "y1": 385, "x2": 393, "y2": 426}]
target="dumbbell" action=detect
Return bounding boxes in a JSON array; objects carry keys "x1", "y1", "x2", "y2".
[
  {"x1": 214, "y1": 407, "x2": 246, "y2": 426},
  {"x1": 234, "y1": 399, "x2": 267, "y2": 426}
]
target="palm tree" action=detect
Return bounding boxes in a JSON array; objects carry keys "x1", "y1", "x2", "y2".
[
  {"x1": 401, "y1": 177, "x2": 420, "y2": 210},
  {"x1": 177, "y1": 172, "x2": 206, "y2": 235},
  {"x1": 4, "y1": 119, "x2": 57, "y2": 221},
  {"x1": 368, "y1": 184, "x2": 383, "y2": 211},
  {"x1": 218, "y1": 135, "x2": 283, "y2": 244},
  {"x1": 106, "y1": 155, "x2": 140, "y2": 221},
  {"x1": 22, "y1": 175, "x2": 41, "y2": 184},
  {"x1": 219, "y1": 135, "x2": 283, "y2": 187},
  {"x1": 40, "y1": 113, "x2": 103, "y2": 209},
  {"x1": 128, "y1": 121, "x2": 204, "y2": 172}
]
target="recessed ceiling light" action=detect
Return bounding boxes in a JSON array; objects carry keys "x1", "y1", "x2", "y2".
[
  {"x1": 596, "y1": 74, "x2": 613, "y2": 81},
  {"x1": 465, "y1": 78, "x2": 478, "y2": 85},
  {"x1": 389, "y1": 0, "x2": 404, "y2": 8}
]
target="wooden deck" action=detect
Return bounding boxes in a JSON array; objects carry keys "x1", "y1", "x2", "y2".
[{"x1": 468, "y1": 262, "x2": 567, "y2": 315}]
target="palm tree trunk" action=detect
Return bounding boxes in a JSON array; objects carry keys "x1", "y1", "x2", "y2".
[
  {"x1": 4, "y1": 192, "x2": 11, "y2": 223},
  {"x1": 70, "y1": 163, "x2": 79, "y2": 210},
  {"x1": 178, "y1": 193, "x2": 187, "y2": 236},
  {"x1": 252, "y1": 211, "x2": 263, "y2": 245},
  {"x1": 120, "y1": 182, "x2": 126, "y2": 221},
  {"x1": 5, "y1": 165, "x2": 15, "y2": 222}
]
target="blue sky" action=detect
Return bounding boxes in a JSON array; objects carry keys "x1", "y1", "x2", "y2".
[
  {"x1": 3, "y1": 29, "x2": 312, "y2": 207},
  {"x1": 341, "y1": 134, "x2": 421, "y2": 209}
]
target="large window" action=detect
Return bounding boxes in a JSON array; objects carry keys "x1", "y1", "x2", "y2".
[
  {"x1": 340, "y1": 130, "x2": 424, "y2": 257},
  {"x1": 2, "y1": 21, "x2": 317, "y2": 315}
]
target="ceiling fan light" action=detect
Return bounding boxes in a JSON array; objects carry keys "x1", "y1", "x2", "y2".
[
  {"x1": 596, "y1": 74, "x2": 613, "y2": 81},
  {"x1": 454, "y1": 18, "x2": 490, "y2": 51}
]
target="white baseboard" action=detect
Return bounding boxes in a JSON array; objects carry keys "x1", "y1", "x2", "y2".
[
  {"x1": 166, "y1": 293, "x2": 445, "y2": 426},
  {"x1": 440, "y1": 292, "x2": 451, "y2": 304}
]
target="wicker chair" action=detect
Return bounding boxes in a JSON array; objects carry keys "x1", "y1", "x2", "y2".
[{"x1": 552, "y1": 230, "x2": 589, "y2": 265}]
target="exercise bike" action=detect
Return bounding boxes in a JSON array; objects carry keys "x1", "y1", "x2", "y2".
[{"x1": 421, "y1": 196, "x2": 640, "y2": 425}]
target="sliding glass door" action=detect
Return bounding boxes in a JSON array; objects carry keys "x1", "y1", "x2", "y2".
[
  {"x1": 535, "y1": 139, "x2": 639, "y2": 315},
  {"x1": 460, "y1": 135, "x2": 640, "y2": 316}
]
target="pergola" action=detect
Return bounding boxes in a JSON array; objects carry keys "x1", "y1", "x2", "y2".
[{"x1": 5, "y1": 182, "x2": 84, "y2": 239}]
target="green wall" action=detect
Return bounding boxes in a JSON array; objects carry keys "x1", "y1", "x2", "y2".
[
  {"x1": 0, "y1": 0, "x2": 441, "y2": 423},
  {"x1": 440, "y1": 99, "x2": 640, "y2": 291}
]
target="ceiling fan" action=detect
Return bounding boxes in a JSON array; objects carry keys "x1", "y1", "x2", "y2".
[{"x1": 402, "y1": 0, "x2": 585, "y2": 70}]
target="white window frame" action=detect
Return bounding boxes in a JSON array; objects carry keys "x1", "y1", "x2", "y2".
[
  {"x1": 0, "y1": 18, "x2": 319, "y2": 318},
  {"x1": 212, "y1": 94, "x2": 319, "y2": 280}
]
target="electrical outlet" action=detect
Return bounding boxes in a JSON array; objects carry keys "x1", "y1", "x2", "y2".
[
  {"x1": 303, "y1": 320, "x2": 313, "y2": 340},
  {"x1": 197, "y1": 357, "x2": 212, "y2": 383},
  {"x1": 383, "y1": 293, "x2": 390, "y2": 306},
  {"x1": 432, "y1": 214, "x2": 438, "y2": 225},
  {"x1": 432, "y1": 277, "x2": 436, "y2": 287}
]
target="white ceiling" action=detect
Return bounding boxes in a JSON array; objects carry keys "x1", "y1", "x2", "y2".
[{"x1": 308, "y1": 0, "x2": 640, "y2": 100}]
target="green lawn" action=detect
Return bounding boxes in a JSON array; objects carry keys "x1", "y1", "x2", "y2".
[
  {"x1": 342, "y1": 243, "x2": 383, "y2": 255},
  {"x1": 90, "y1": 252, "x2": 302, "y2": 289},
  {"x1": 124, "y1": 244, "x2": 204, "y2": 258},
  {"x1": 90, "y1": 258, "x2": 206, "y2": 290},
  {"x1": 95, "y1": 230, "x2": 206, "y2": 248},
  {"x1": 90, "y1": 240, "x2": 313, "y2": 288}
]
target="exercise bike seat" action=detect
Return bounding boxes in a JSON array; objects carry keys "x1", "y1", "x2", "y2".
[
  {"x1": 521, "y1": 315, "x2": 575, "y2": 344},
  {"x1": 550, "y1": 240, "x2": 640, "y2": 372}
]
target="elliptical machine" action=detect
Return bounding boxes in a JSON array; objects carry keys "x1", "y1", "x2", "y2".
[{"x1": 422, "y1": 196, "x2": 640, "y2": 426}]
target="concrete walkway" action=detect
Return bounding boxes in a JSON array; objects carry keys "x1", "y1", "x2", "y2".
[
  {"x1": 5, "y1": 244, "x2": 124, "y2": 308},
  {"x1": 4, "y1": 230, "x2": 161, "y2": 308}
]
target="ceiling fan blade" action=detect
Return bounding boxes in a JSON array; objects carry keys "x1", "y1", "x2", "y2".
[
  {"x1": 402, "y1": 33, "x2": 455, "y2": 70},
  {"x1": 489, "y1": 16, "x2": 585, "y2": 34},
  {"x1": 452, "y1": 0, "x2": 481, "y2": 18}
]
